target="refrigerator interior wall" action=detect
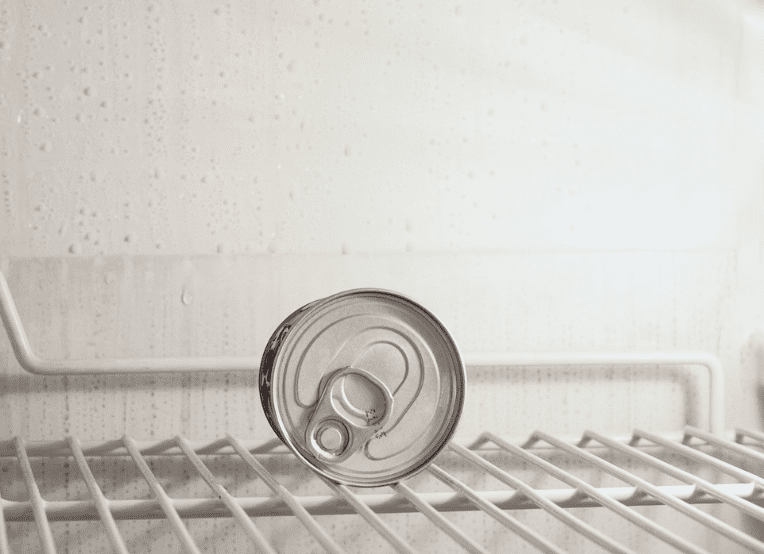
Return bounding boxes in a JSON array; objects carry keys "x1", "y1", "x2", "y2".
[{"x1": 1, "y1": 0, "x2": 764, "y2": 552}]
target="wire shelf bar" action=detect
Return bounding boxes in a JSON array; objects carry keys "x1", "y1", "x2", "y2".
[
  {"x1": 485, "y1": 432, "x2": 710, "y2": 554},
  {"x1": 3, "y1": 429, "x2": 764, "y2": 552},
  {"x1": 66, "y1": 437, "x2": 129, "y2": 554},
  {"x1": 590, "y1": 430, "x2": 764, "y2": 523},
  {"x1": 226, "y1": 435, "x2": 347, "y2": 554},
  {"x1": 735, "y1": 428, "x2": 764, "y2": 446},
  {"x1": 122, "y1": 436, "x2": 202, "y2": 554},
  {"x1": 392, "y1": 481, "x2": 491, "y2": 554},
  {"x1": 2, "y1": 482, "x2": 762, "y2": 521},
  {"x1": 687, "y1": 426, "x2": 764, "y2": 465},
  {"x1": 578, "y1": 431, "x2": 764, "y2": 553},
  {"x1": 0, "y1": 492, "x2": 9, "y2": 554},
  {"x1": 0, "y1": 268, "x2": 725, "y2": 434},
  {"x1": 447, "y1": 443, "x2": 636, "y2": 554},
  {"x1": 174, "y1": 436, "x2": 277, "y2": 554},
  {"x1": 318, "y1": 479, "x2": 418, "y2": 554},
  {"x1": 14, "y1": 438, "x2": 57, "y2": 554},
  {"x1": 426, "y1": 464, "x2": 565, "y2": 554}
]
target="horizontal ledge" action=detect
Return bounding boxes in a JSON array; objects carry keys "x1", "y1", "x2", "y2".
[
  {"x1": 0, "y1": 432, "x2": 699, "y2": 458},
  {"x1": 2, "y1": 483, "x2": 762, "y2": 521}
]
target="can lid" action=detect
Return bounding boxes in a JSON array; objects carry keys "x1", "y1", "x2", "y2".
[{"x1": 268, "y1": 289, "x2": 465, "y2": 486}]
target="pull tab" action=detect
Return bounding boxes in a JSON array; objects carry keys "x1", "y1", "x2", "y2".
[{"x1": 305, "y1": 367, "x2": 394, "y2": 463}]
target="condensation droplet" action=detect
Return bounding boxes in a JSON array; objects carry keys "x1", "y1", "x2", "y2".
[
  {"x1": 68, "y1": 243, "x2": 82, "y2": 255},
  {"x1": 341, "y1": 242, "x2": 350, "y2": 255},
  {"x1": 40, "y1": 141, "x2": 52, "y2": 152},
  {"x1": 181, "y1": 286, "x2": 194, "y2": 306}
]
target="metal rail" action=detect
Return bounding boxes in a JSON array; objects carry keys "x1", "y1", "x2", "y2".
[
  {"x1": 2, "y1": 429, "x2": 764, "y2": 553},
  {"x1": 0, "y1": 269, "x2": 725, "y2": 434}
]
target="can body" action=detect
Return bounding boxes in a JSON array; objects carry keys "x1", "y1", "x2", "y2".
[{"x1": 259, "y1": 289, "x2": 465, "y2": 487}]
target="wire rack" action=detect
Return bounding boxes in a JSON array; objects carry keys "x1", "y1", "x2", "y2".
[
  {"x1": 3, "y1": 426, "x2": 764, "y2": 554},
  {"x1": 2, "y1": 267, "x2": 762, "y2": 552}
]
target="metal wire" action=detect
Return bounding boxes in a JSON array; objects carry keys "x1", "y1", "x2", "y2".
[
  {"x1": 485, "y1": 432, "x2": 710, "y2": 554},
  {"x1": 448, "y1": 443, "x2": 636, "y2": 554},
  {"x1": 122, "y1": 436, "x2": 202, "y2": 554},
  {"x1": 605, "y1": 430, "x2": 764, "y2": 523},
  {"x1": 426, "y1": 463, "x2": 566, "y2": 554},
  {"x1": 0, "y1": 270, "x2": 726, "y2": 435},
  {"x1": 14, "y1": 437, "x2": 57, "y2": 554},
  {"x1": 735, "y1": 427, "x2": 764, "y2": 446},
  {"x1": 3, "y1": 431, "x2": 764, "y2": 553},
  {"x1": 174, "y1": 436, "x2": 277, "y2": 554},
  {"x1": 392, "y1": 481, "x2": 490, "y2": 554},
  {"x1": 226, "y1": 434, "x2": 347, "y2": 554},
  {"x1": 318, "y1": 478, "x2": 418, "y2": 554},
  {"x1": 0, "y1": 489, "x2": 11, "y2": 554},
  {"x1": 580, "y1": 430, "x2": 764, "y2": 553},
  {"x1": 687, "y1": 426, "x2": 764, "y2": 465},
  {"x1": 66, "y1": 437, "x2": 129, "y2": 554}
]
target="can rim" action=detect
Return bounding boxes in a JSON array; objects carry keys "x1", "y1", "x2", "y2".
[{"x1": 263, "y1": 288, "x2": 466, "y2": 487}]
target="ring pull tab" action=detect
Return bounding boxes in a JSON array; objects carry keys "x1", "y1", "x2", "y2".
[{"x1": 305, "y1": 367, "x2": 394, "y2": 464}]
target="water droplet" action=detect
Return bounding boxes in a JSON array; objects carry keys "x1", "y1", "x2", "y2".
[
  {"x1": 216, "y1": 243, "x2": 226, "y2": 253},
  {"x1": 181, "y1": 286, "x2": 194, "y2": 306},
  {"x1": 124, "y1": 233, "x2": 135, "y2": 243},
  {"x1": 83, "y1": 86, "x2": 92, "y2": 96},
  {"x1": 68, "y1": 243, "x2": 82, "y2": 254},
  {"x1": 343, "y1": 145, "x2": 351, "y2": 157},
  {"x1": 341, "y1": 242, "x2": 350, "y2": 255},
  {"x1": 39, "y1": 141, "x2": 52, "y2": 153}
]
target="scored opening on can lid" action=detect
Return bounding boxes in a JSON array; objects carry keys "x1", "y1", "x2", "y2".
[{"x1": 259, "y1": 289, "x2": 466, "y2": 487}]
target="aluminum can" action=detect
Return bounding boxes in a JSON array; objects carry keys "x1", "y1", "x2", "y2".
[{"x1": 259, "y1": 289, "x2": 465, "y2": 487}]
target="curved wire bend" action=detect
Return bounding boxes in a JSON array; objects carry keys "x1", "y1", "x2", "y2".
[{"x1": 0, "y1": 268, "x2": 724, "y2": 433}]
